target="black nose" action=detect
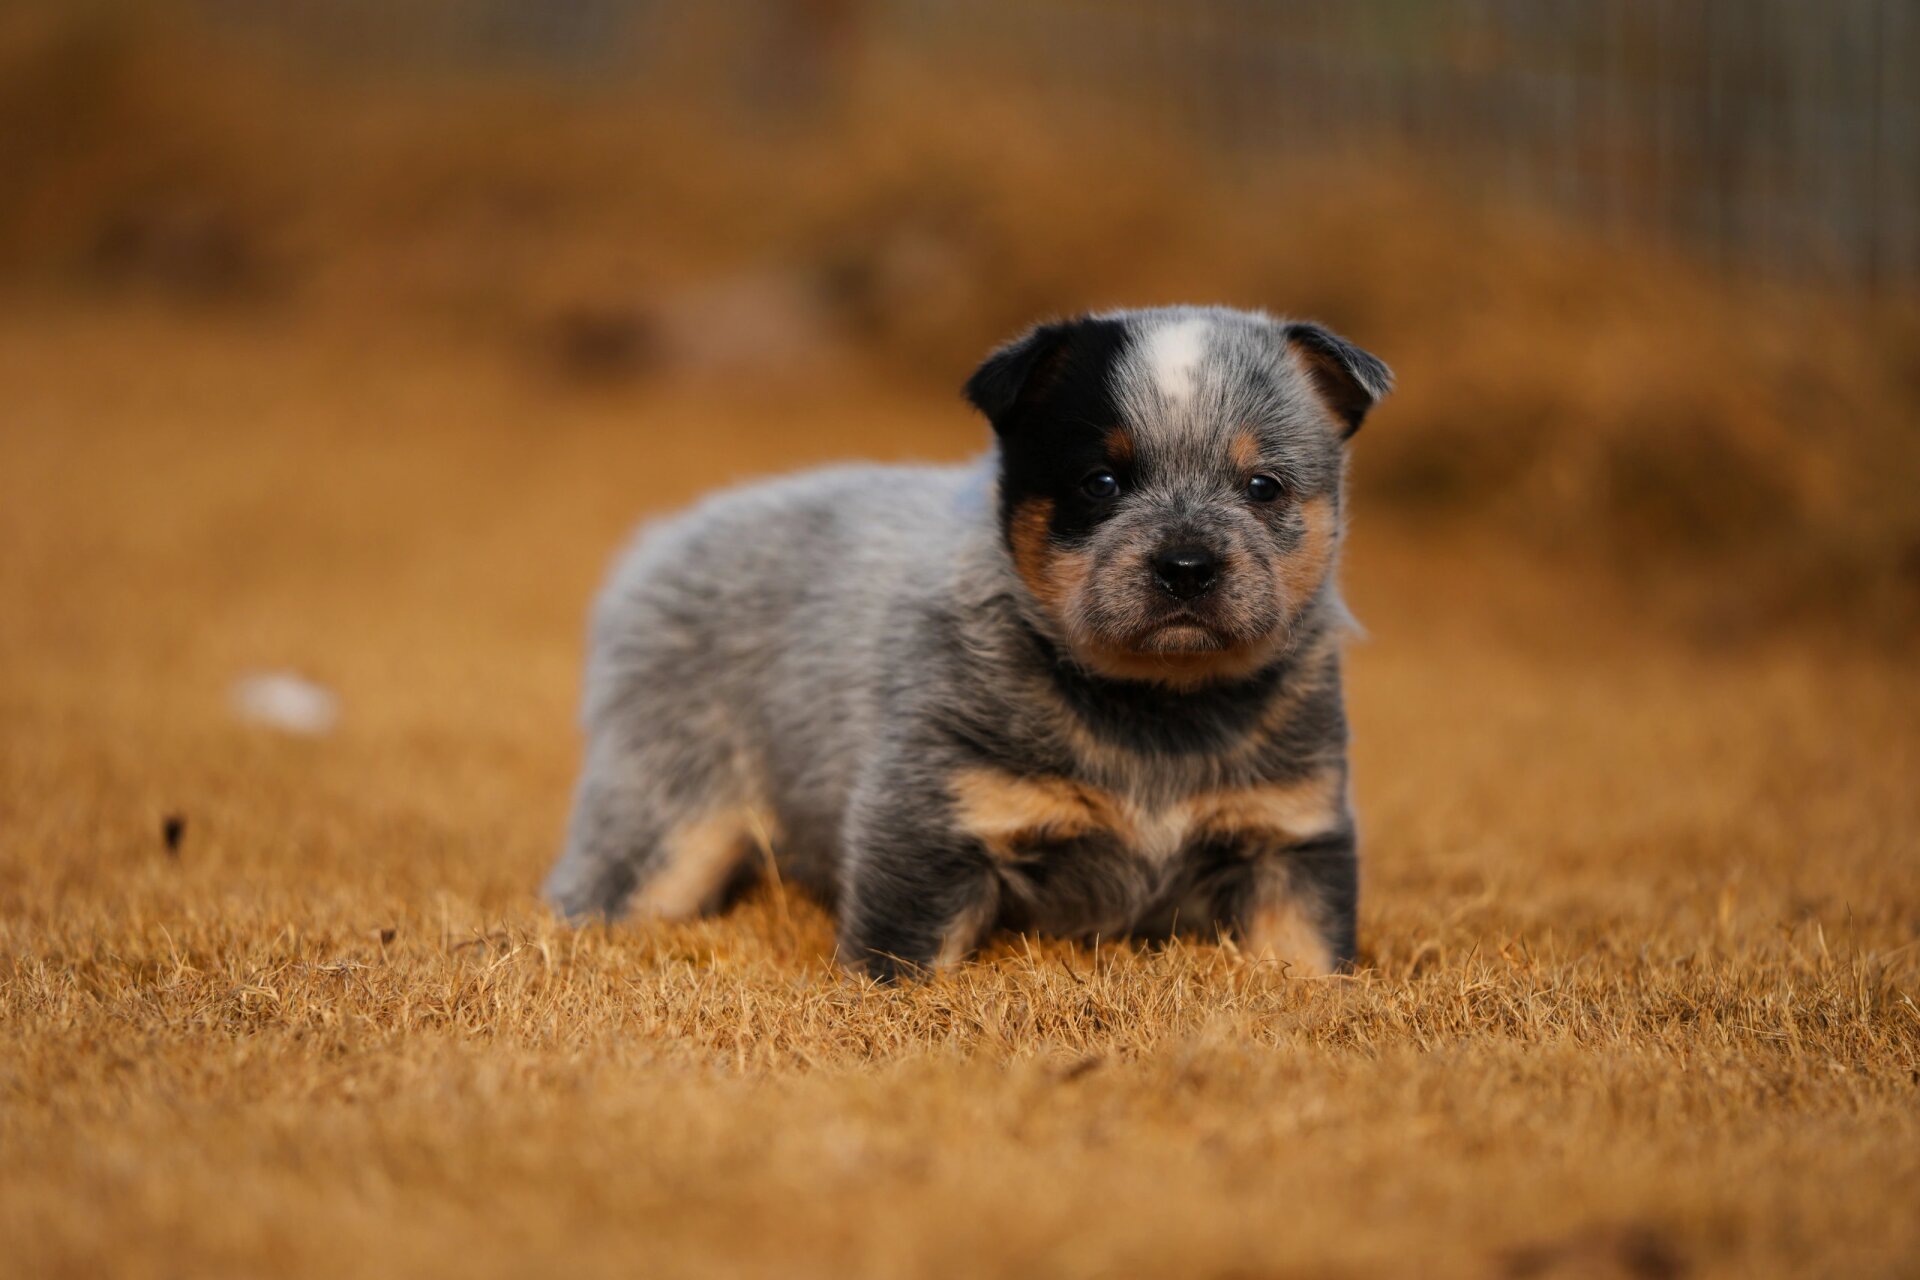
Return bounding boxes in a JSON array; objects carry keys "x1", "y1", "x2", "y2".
[{"x1": 1150, "y1": 545, "x2": 1219, "y2": 601}]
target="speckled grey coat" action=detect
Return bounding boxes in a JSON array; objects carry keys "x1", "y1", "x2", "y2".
[{"x1": 545, "y1": 306, "x2": 1391, "y2": 980}]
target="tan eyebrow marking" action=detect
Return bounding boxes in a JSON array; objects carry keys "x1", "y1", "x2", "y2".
[{"x1": 1230, "y1": 428, "x2": 1262, "y2": 470}]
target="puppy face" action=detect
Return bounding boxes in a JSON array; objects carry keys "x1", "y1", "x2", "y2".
[{"x1": 966, "y1": 307, "x2": 1390, "y2": 686}]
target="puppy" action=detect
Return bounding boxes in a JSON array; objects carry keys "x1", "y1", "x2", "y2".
[{"x1": 544, "y1": 306, "x2": 1391, "y2": 980}]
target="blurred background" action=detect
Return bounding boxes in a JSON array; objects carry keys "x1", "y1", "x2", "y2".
[
  {"x1": 5, "y1": 13, "x2": 1919, "y2": 1275},
  {"x1": 3, "y1": 0, "x2": 1918, "y2": 637}
]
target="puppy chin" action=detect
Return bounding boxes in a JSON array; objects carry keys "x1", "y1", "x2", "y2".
[{"x1": 1133, "y1": 621, "x2": 1228, "y2": 655}]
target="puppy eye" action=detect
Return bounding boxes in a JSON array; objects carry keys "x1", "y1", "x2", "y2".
[
  {"x1": 1245, "y1": 474, "x2": 1284, "y2": 503},
  {"x1": 1081, "y1": 469, "x2": 1122, "y2": 500}
]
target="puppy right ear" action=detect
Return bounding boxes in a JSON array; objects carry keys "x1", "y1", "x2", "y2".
[
  {"x1": 962, "y1": 320, "x2": 1078, "y2": 430},
  {"x1": 1281, "y1": 322, "x2": 1393, "y2": 439}
]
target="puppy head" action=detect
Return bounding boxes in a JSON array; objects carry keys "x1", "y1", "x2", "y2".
[{"x1": 966, "y1": 306, "x2": 1390, "y2": 687}]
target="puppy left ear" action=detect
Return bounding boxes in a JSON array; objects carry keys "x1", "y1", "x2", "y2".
[
  {"x1": 962, "y1": 320, "x2": 1077, "y2": 431},
  {"x1": 1282, "y1": 322, "x2": 1393, "y2": 439}
]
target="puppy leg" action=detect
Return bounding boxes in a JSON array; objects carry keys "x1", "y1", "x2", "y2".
[
  {"x1": 1217, "y1": 831, "x2": 1358, "y2": 975},
  {"x1": 837, "y1": 787, "x2": 1000, "y2": 981},
  {"x1": 545, "y1": 734, "x2": 756, "y2": 923}
]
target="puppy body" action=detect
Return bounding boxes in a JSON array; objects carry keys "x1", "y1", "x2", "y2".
[{"x1": 545, "y1": 306, "x2": 1390, "y2": 980}]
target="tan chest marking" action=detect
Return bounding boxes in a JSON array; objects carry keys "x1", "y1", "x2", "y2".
[
  {"x1": 1187, "y1": 771, "x2": 1346, "y2": 845},
  {"x1": 949, "y1": 769, "x2": 1123, "y2": 860},
  {"x1": 949, "y1": 767, "x2": 1344, "y2": 864}
]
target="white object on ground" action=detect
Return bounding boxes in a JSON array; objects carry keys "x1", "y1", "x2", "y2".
[{"x1": 230, "y1": 671, "x2": 340, "y2": 736}]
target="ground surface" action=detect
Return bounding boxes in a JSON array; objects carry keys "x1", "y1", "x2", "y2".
[{"x1": 2, "y1": 310, "x2": 1917, "y2": 1280}]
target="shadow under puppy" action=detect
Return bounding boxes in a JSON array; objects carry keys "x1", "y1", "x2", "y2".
[{"x1": 545, "y1": 306, "x2": 1391, "y2": 981}]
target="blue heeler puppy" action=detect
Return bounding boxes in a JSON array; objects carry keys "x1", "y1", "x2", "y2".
[{"x1": 544, "y1": 306, "x2": 1391, "y2": 981}]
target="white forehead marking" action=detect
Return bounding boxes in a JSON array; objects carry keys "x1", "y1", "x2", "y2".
[{"x1": 1140, "y1": 316, "x2": 1210, "y2": 406}]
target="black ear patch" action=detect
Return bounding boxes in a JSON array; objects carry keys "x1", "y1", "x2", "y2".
[
  {"x1": 963, "y1": 321, "x2": 1074, "y2": 425},
  {"x1": 963, "y1": 316, "x2": 1127, "y2": 436},
  {"x1": 1282, "y1": 322, "x2": 1393, "y2": 438}
]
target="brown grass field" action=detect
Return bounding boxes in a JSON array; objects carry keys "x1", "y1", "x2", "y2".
[
  {"x1": 4, "y1": 13, "x2": 1920, "y2": 1277},
  {"x1": 2, "y1": 304, "x2": 1917, "y2": 1280}
]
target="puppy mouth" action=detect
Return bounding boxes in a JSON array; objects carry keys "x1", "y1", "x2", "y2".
[
  {"x1": 1077, "y1": 609, "x2": 1285, "y2": 686},
  {"x1": 1130, "y1": 617, "x2": 1230, "y2": 655}
]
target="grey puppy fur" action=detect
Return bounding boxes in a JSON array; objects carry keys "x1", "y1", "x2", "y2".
[{"x1": 544, "y1": 305, "x2": 1391, "y2": 980}]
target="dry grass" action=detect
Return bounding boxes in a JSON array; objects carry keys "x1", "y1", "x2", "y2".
[
  {"x1": 3, "y1": 307, "x2": 1918, "y2": 1280},
  {"x1": 3, "y1": 10, "x2": 1919, "y2": 1275}
]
